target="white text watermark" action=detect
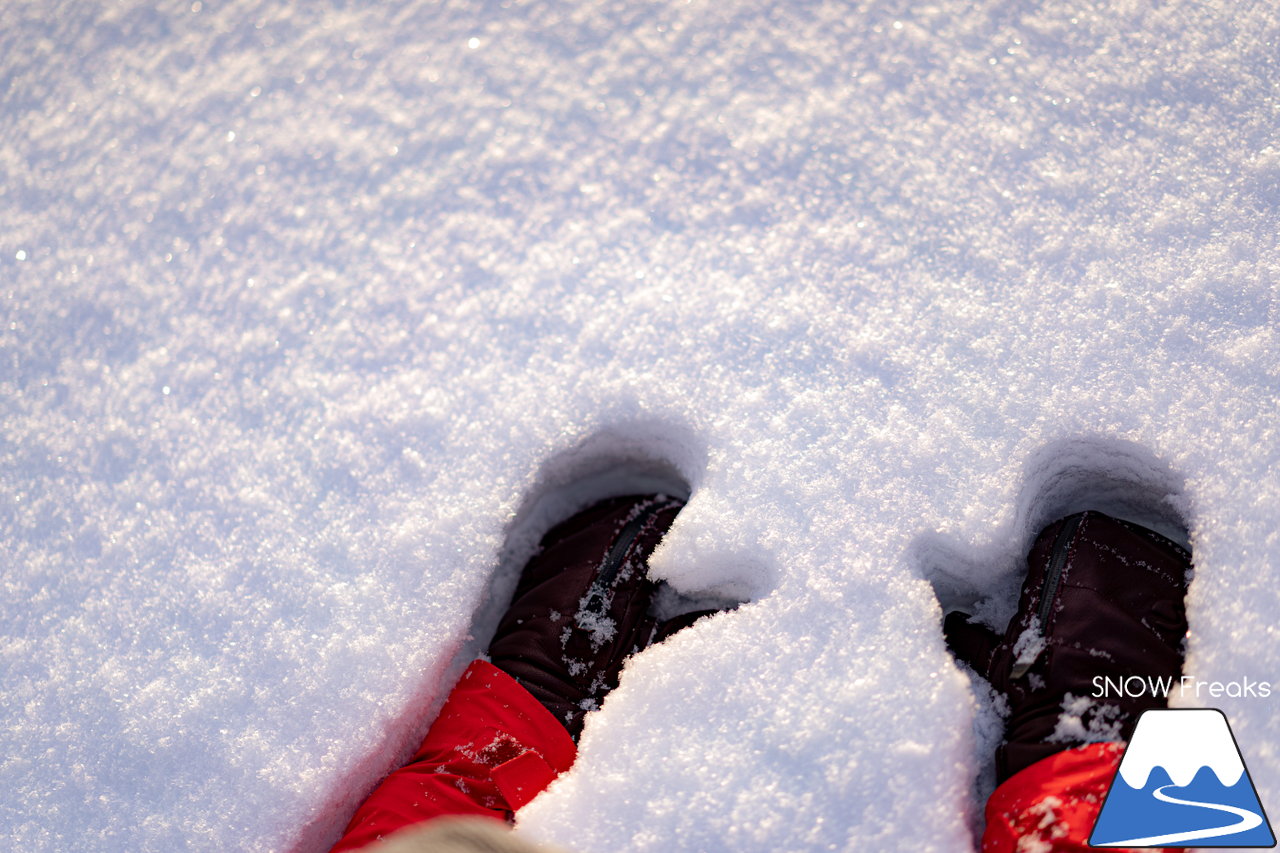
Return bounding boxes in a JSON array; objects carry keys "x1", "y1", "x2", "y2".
[{"x1": 1091, "y1": 675, "x2": 1272, "y2": 700}]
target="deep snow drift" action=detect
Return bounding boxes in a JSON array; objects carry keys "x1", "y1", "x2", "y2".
[{"x1": 3, "y1": 1, "x2": 1279, "y2": 851}]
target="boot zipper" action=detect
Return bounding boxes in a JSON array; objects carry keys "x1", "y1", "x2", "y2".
[
  {"x1": 583, "y1": 498, "x2": 672, "y2": 615},
  {"x1": 1011, "y1": 513, "x2": 1084, "y2": 679}
]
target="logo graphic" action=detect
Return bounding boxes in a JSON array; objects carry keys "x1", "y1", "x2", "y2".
[{"x1": 1090, "y1": 709, "x2": 1275, "y2": 848}]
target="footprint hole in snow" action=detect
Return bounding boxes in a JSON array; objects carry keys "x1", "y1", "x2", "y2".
[
  {"x1": 913, "y1": 435, "x2": 1191, "y2": 833},
  {"x1": 920, "y1": 434, "x2": 1190, "y2": 623}
]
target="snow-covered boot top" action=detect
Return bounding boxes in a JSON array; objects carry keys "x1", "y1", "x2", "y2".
[
  {"x1": 488, "y1": 493, "x2": 690, "y2": 741},
  {"x1": 945, "y1": 510, "x2": 1192, "y2": 781}
]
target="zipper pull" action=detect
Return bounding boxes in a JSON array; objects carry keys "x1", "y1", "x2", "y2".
[
  {"x1": 1009, "y1": 615, "x2": 1046, "y2": 680},
  {"x1": 1012, "y1": 514, "x2": 1084, "y2": 680}
]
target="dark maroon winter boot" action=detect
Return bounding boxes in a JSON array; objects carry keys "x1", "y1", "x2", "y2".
[
  {"x1": 488, "y1": 493, "x2": 703, "y2": 740},
  {"x1": 944, "y1": 510, "x2": 1192, "y2": 781}
]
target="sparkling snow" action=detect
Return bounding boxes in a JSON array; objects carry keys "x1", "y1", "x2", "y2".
[{"x1": 2, "y1": 1, "x2": 1278, "y2": 851}]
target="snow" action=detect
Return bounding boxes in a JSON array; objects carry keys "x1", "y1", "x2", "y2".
[
  {"x1": 1010, "y1": 615, "x2": 1046, "y2": 673},
  {"x1": 2, "y1": 1, "x2": 1279, "y2": 851},
  {"x1": 1048, "y1": 694, "x2": 1125, "y2": 747},
  {"x1": 1017, "y1": 794, "x2": 1067, "y2": 853}
]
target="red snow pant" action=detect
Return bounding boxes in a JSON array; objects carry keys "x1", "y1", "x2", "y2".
[
  {"x1": 982, "y1": 741, "x2": 1173, "y2": 853},
  {"x1": 329, "y1": 661, "x2": 576, "y2": 853},
  {"x1": 330, "y1": 663, "x2": 1170, "y2": 853}
]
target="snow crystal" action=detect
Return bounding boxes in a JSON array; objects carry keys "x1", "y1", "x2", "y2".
[
  {"x1": 1048, "y1": 694, "x2": 1125, "y2": 746},
  {"x1": 571, "y1": 603, "x2": 617, "y2": 653},
  {"x1": 3, "y1": 1, "x2": 1280, "y2": 852},
  {"x1": 1014, "y1": 795, "x2": 1068, "y2": 853},
  {"x1": 1011, "y1": 617, "x2": 1047, "y2": 670}
]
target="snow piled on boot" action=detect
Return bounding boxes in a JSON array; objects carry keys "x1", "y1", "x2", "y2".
[{"x1": 2, "y1": 1, "x2": 1279, "y2": 851}]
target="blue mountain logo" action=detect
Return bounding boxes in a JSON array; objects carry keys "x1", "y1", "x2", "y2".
[{"x1": 1090, "y1": 708, "x2": 1275, "y2": 847}]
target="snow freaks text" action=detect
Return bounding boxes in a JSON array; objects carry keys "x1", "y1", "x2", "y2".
[{"x1": 1092, "y1": 675, "x2": 1273, "y2": 700}]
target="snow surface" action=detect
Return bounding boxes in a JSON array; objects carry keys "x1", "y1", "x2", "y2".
[{"x1": 3, "y1": 1, "x2": 1279, "y2": 851}]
